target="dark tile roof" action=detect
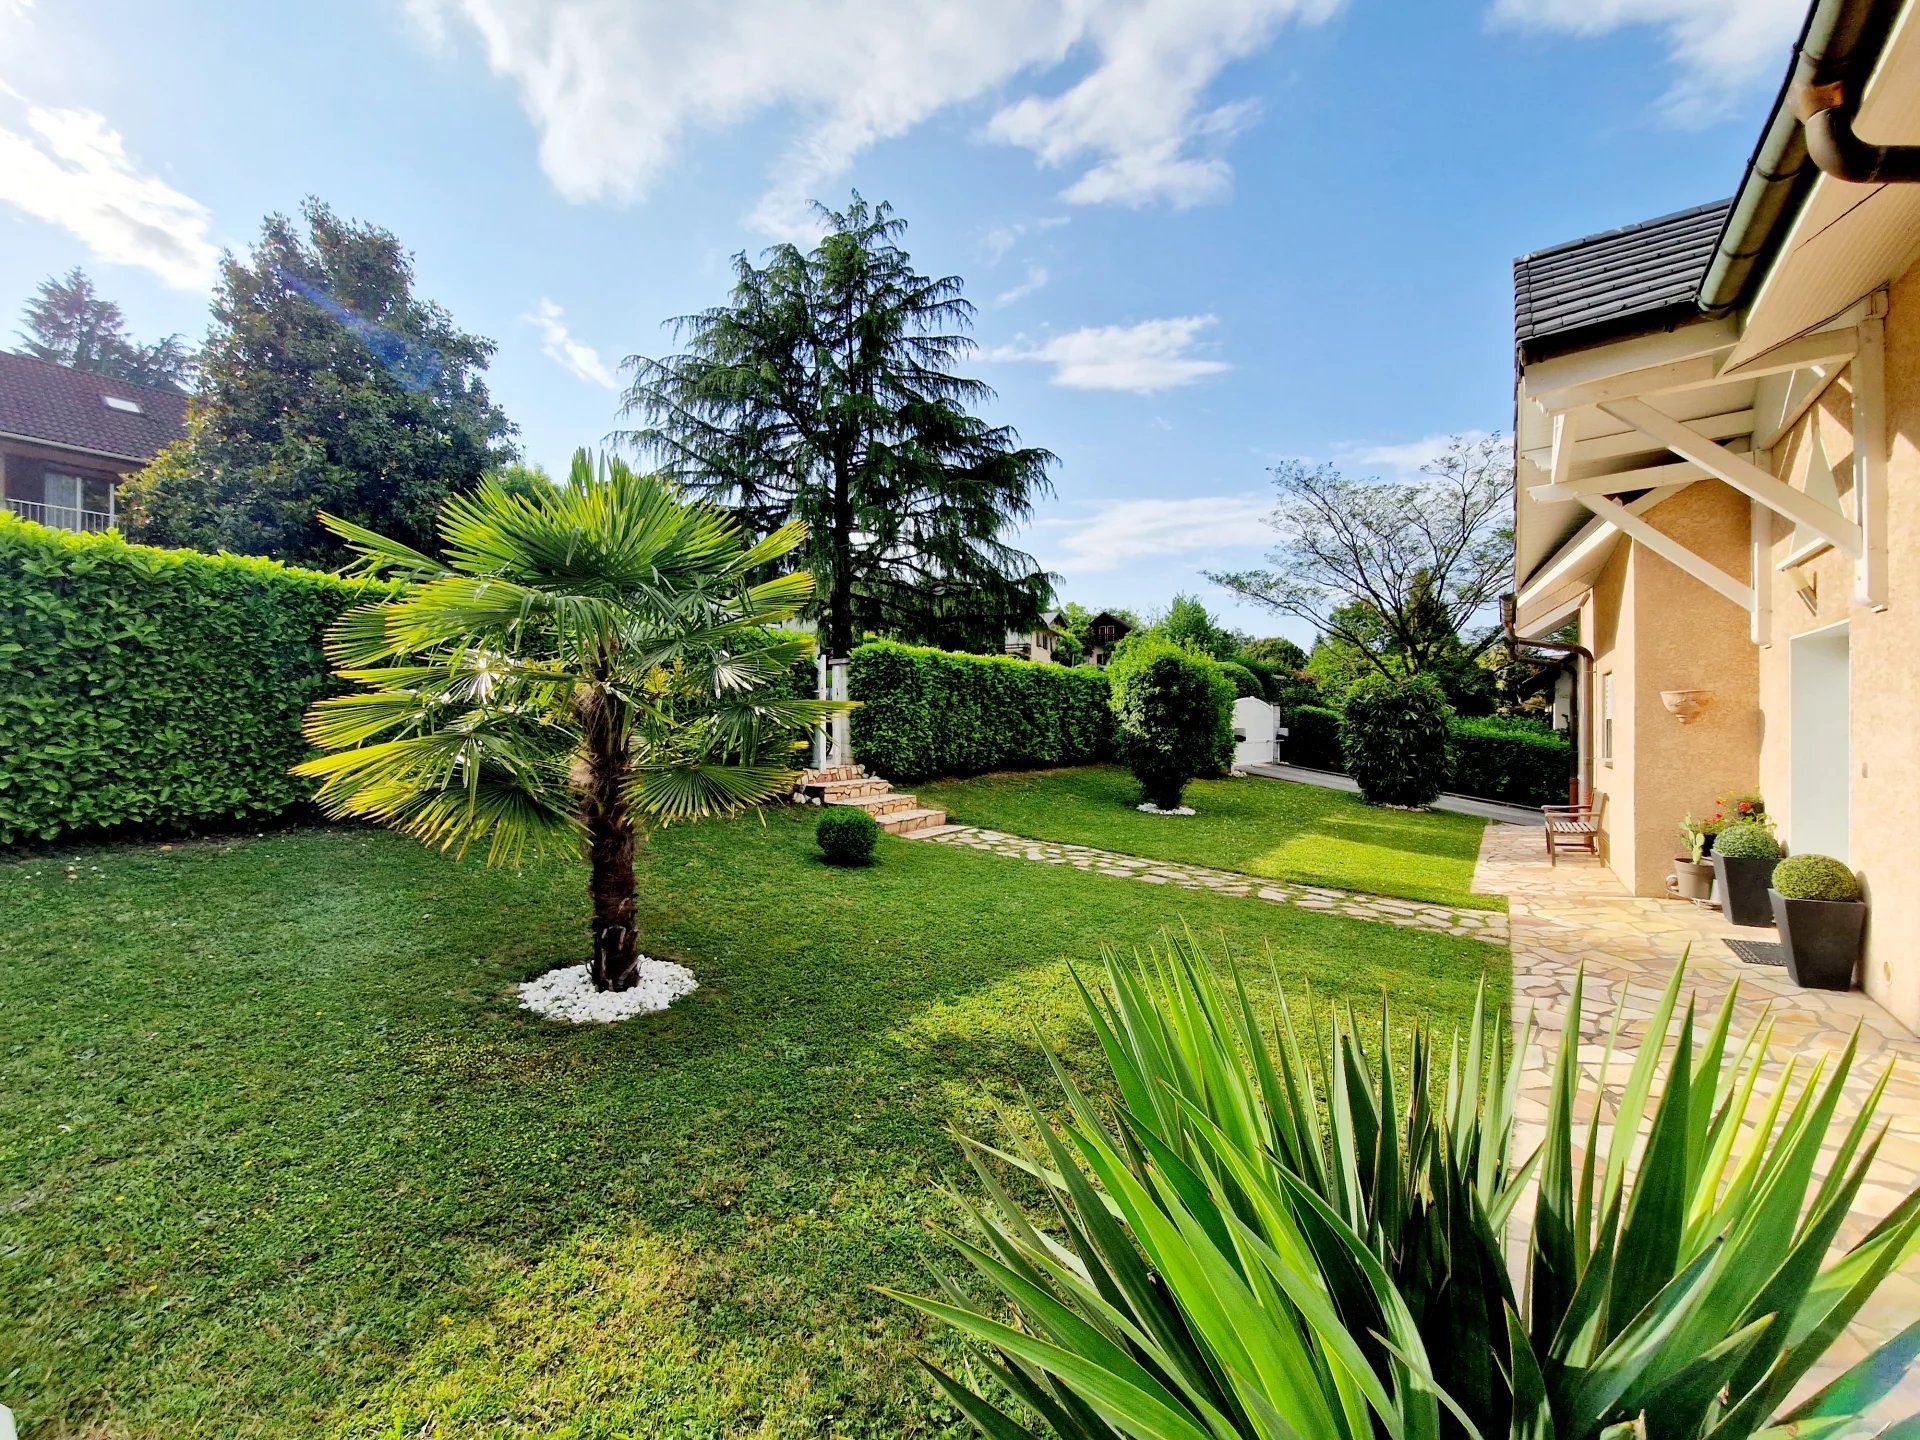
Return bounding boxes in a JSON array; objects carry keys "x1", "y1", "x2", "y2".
[
  {"x1": 1513, "y1": 199, "x2": 1733, "y2": 359},
  {"x1": 0, "y1": 351, "x2": 188, "y2": 462}
]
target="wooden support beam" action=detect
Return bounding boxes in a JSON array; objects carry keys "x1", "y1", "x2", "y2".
[
  {"x1": 1533, "y1": 328, "x2": 1860, "y2": 413},
  {"x1": 1754, "y1": 365, "x2": 1840, "y2": 450},
  {"x1": 1751, "y1": 500, "x2": 1772, "y2": 646},
  {"x1": 1597, "y1": 397, "x2": 1863, "y2": 556},
  {"x1": 1515, "y1": 484, "x2": 1690, "y2": 608},
  {"x1": 1854, "y1": 308, "x2": 1888, "y2": 610},
  {"x1": 1548, "y1": 409, "x2": 1579, "y2": 489},
  {"x1": 1528, "y1": 458, "x2": 1707, "y2": 502},
  {"x1": 1580, "y1": 493, "x2": 1755, "y2": 611}
]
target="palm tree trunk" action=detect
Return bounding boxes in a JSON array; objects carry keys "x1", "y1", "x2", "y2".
[{"x1": 578, "y1": 686, "x2": 640, "y2": 992}]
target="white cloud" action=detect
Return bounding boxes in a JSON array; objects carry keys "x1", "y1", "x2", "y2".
[
  {"x1": 1040, "y1": 493, "x2": 1271, "y2": 573},
  {"x1": 985, "y1": 315, "x2": 1229, "y2": 392},
  {"x1": 1488, "y1": 0, "x2": 1806, "y2": 122},
  {"x1": 527, "y1": 298, "x2": 620, "y2": 388},
  {"x1": 982, "y1": 214, "x2": 1068, "y2": 263},
  {"x1": 407, "y1": 0, "x2": 1338, "y2": 232},
  {"x1": 1339, "y1": 428, "x2": 1492, "y2": 473},
  {"x1": 0, "y1": 99, "x2": 217, "y2": 290},
  {"x1": 994, "y1": 263, "x2": 1050, "y2": 306}
]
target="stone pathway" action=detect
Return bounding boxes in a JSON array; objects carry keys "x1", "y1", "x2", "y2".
[
  {"x1": 1479, "y1": 823, "x2": 1920, "y2": 1419},
  {"x1": 918, "y1": 824, "x2": 1507, "y2": 944}
]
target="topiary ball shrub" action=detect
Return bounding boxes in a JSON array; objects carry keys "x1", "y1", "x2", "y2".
[
  {"x1": 1338, "y1": 673, "x2": 1453, "y2": 808},
  {"x1": 816, "y1": 807, "x2": 880, "y2": 866},
  {"x1": 1714, "y1": 820, "x2": 1782, "y2": 861},
  {"x1": 1108, "y1": 637, "x2": 1235, "y2": 811},
  {"x1": 1771, "y1": 854, "x2": 1860, "y2": 902}
]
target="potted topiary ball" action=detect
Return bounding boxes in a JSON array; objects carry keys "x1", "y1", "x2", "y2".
[
  {"x1": 1711, "y1": 820, "x2": 1782, "y2": 927},
  {"x1": 1769, "y1": 854, "x2": 1865, "y2": 990},
  {"x1": 817, "y1": 807, "x2": 879, "y2": 866}
]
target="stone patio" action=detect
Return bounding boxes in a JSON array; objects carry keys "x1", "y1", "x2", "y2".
[{"x1": 1478, "y1": 822, "x2": 1920, "y2": 1420}]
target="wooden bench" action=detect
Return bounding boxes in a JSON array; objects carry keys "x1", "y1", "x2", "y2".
[{"x1": 1542, "y1": 795, "x2": 1602, "y2": 865}]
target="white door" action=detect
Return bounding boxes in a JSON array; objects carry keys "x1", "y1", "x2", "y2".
[
  {"x1": 1232, "y1": 697, "x2": 1276, "y2": 769},
  {"x1": 1789, "y1": 623, "x2": 1850, "y2": 860}
]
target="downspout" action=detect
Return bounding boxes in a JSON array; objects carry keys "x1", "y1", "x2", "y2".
[
  {"x1": 1700, "y1": 0, "x2": 1912, "y2": 313},
  {"x1": 1502, "y1": 594, "x2": 1595, "y2": 805}
]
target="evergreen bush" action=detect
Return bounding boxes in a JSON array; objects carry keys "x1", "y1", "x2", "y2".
[
  {"x1": 1108, "y1": 637, "x2": 1234, "y2": 809},
  {"x1": 1217, "y1": 660, "x2": 1264, "y2": 699},
  {"x1": 1285, "y1": 704, "x2": 1345, "y2": 770},
  {"x1": 1714, "y1": 820, "x2": 1782, "y2": 860},
  {"x1": 1448, "y1": 715, "x2": 1572, "y2": 807},
  {"x1": 1339, "y1": 673, "x2": 1452, "y2": 807},
  {"x1": 816, "y1": 807, "x2": 879, "y2": 865}
]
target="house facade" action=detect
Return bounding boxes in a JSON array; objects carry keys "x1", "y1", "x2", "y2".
[
  {"x1": 1005, "y1": 609, "x2": 1066, "y2": 662},
  {"x1": 1510, "y1": 0, "x2": 1920, "y2": 1027},
  {"x1": 0, "y1": 352, "x2": 188, "y2": 532}
]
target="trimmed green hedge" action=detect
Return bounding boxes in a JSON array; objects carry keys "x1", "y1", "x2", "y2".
[
  {"x1": 1282, "y1": 703, "x2": 1571, "y2": 807},
  {"x1": 0, "y1": 518, "x2": 375, "y2": 844},
  {"x1": 1286, "y1": 705, "x2": 1346, "y2": 772},
  {"x1": 847, "y1": 640, "x2": 1112, "y2": 782},
  {"x1": 1447, "y1": 717, "x2": 1572, "y2": 807}
]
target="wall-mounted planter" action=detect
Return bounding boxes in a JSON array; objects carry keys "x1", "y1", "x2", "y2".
[
  {"x1": 1770, "y1": 890, "x2": 1867, "y2": 990},
  {"x1": 1660, "y1": 689, "x2": 1715, "y2": 724},
  {"x1": 1713, "y1": 854, "x2": 1777, "y2": 927}
]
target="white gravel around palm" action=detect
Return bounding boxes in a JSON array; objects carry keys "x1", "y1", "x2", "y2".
[
  {"x1": 517, "y1": 960, "x2": 697, "y2": 1024},
  {"x1": 1136, "y1": 802, "x2": 1197, "y2": 816}
]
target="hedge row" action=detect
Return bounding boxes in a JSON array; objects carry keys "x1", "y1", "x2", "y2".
[
  {"x1": 1447, "y1": 717, "x2": 1573, "y2": 808},
  {"x1": 0, "y1": 518, "x2": 375, "y2": 845},
  {"x1": 1281, "y1": 701, "x2": 1571, "y2": 807},
  {"x1": 848, "y1": 639, "x2": 1112, "y2": 782}
]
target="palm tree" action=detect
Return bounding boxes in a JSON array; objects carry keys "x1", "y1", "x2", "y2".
[{"x1": 294, "y1": 451, "x2": 843, "y2": 991}]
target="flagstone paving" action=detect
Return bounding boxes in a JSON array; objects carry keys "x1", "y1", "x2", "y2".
[
  {"x1": 914, "y1": 823, "x2": 1507, "y2": 943},
  {"x1": 1478, "y1": 823, "x2": 1920, "y2": 1421}
]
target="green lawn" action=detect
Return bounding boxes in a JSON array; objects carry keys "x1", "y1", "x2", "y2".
[
  {"x1": 919, "y1": 765, "x2": 1500, "y2": 911},
  {"x1": 0, "y1": 811, "x2": 1502, "y2": 1439}
]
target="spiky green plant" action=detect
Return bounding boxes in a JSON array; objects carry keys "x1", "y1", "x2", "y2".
[
  {"x1": 892, "y1": 933, "x2": 1920, "y2": 1440},
  {"x1": 294, "y1": 450, "x2": 846, "y2": 991}
]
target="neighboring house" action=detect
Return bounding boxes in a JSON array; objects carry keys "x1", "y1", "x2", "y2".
[
  {"x1": 0, "y1": 352, "x2": 187, "y2": 533},
  {"x1": 1005, "y1": 609, "x2": 1066, "y2": 663},
  {"x1": 1509, "y1": 0, "x2": 1920, "y2": 1026},
  {"x1": 1082, "y1": 611, "x2": 1132, "y2": 667}
]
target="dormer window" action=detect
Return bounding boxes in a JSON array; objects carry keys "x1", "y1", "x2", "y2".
[{"x1": 102, "y1": 395, "x2": 144, "y2": 414}]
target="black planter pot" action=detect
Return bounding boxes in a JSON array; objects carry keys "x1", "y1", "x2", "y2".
[
  {"x1": 1713, "y1": 854, "x2": 1778, "y2": 927},
  {"x1": 1673, "y1": 858, "x2": 1714, "y2": 902},
  {"x1": 1770, "y1": 889, "x2": 1868, "y2": 990}
]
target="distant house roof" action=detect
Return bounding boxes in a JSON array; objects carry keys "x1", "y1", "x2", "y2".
[
  {"x1": 1512, "y1": 199, "x2": 1733, "y2": 363},
  {"x1": 0, "y1": 351, "x2": 189, "y2": 464}
]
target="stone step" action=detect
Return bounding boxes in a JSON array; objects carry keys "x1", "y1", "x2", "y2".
[
  {"x1": 878, "y1": 806, "x2": 947, "y2": 836},
  {"x1": 829, "y1": 791, "x2": 919, "y2": 819},
  {"x1": 806, "y1": 777, "x2": 891, "y2": 800},
  {"x1": 800, "y1": 765, "x2": 866, "y2": 785}
]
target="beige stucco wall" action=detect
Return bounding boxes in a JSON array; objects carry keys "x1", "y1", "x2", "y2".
[
  {"x1": 1751, "y1": 263, "x2": 1920, "y2": 1030},
  {"x1": 1581, "y1": 483, "x2": 1763, "y2": 897},
  {"x1": 1577, "y1": 261, "x2": 1920, "y2": 1030}
]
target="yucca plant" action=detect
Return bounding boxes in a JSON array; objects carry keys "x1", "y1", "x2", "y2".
[
  {"x1": 892, "y1": 933, "x2": 1920, "y2": 1439},
  {"x1": 295, "y1": 450, "x2": 845, "y2": 991}
]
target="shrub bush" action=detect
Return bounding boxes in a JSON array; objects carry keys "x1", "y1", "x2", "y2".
[
  {"x1": 1107, "y1": 637, "x2": 1234, "y2": 809},
  {"x1": 1772, "y1": 854, "x2": 1861, "y2": 902},
  {"x1": 846, "y1": 640, "x2": 1111, "y2": 782},
  {"x1": 1714, "y1": 820, "x2": 1782, "y2": 860},
  {"x1": 816, "y1": 806, "x2": 879, "y2": 865},
  {"x1": 1217, "y1": 660, "x2": 1264, "y2": 699},
  {"x1": 1338, "y1": 673, "x2": 1452, "y2": 808},
  {"x1": 0, "y1": 518, "x2": 376, "y2": 845},
  {"x1": 1448, "y1": 715, "x2": 1572, "y2": 807}
]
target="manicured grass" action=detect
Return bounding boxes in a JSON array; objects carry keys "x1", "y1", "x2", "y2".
[
  {"x1": 919, "y1": 765, "x2": 1501, "y2": 910},
  {"x1": 0, "y1": 810, "x2": 1502, "y2": 1438}
]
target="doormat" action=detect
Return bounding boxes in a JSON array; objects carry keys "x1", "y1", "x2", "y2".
[{"x1": 1726, "y1": 938, "x2": 1786, "y2": 968}]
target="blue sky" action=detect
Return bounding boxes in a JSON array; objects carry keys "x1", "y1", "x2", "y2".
[{"x1": 0, "y1": 0, "x2": 1802, "y2": 643}]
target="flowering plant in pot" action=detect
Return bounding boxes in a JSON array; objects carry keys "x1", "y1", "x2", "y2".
[
  {"x1": 1771, "y1": 854, "x2": 1866, "y2": 990},
  {"x1": 1713, "y1": 818, "x2": 1782, "y2": 926},
  {"x1": 1672, "y1": 813, "x2": 1715, "y2": 901}
]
